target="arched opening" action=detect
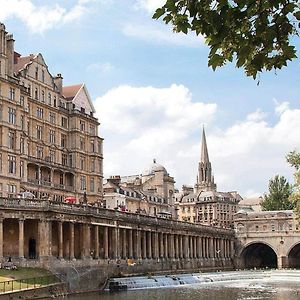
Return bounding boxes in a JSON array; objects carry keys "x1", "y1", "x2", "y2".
[
  {"x1": 28, "y1": 238, "x2": 36, "y2": 259},
  {"x1": 241, "y1": 243, "x2": 277, "y2": 269},
  {"x1": 288, "y1": 243, "x2": 300, "y2": 268}
]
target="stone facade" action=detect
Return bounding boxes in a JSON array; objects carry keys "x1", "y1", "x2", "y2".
[
  {"x1": 175, "y1": 128, "x2": 241, "y2": 227},
  {"x1": 0, "y1": 23, "x2": 103, "y2": 203},
  {"x1": 104, "y1": 160, "x2": 175, "y2": 217}
]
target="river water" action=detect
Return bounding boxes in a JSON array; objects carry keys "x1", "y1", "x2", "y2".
[{"x1": 54, "y1": 271, "x2": 300, "y2": 300}]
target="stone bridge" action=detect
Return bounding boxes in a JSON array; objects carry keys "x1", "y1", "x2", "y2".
[{"x1": 234, "y1": 210, "x2": 300, "y2": 269}]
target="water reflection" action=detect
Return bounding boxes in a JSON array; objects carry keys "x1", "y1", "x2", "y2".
[{"x1": 54, "y1": 280, "x2": 300, "y2": 300}]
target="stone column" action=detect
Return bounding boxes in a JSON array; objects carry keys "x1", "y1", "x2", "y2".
[
  {"x1": 70, "y1": 223, "x2": 75, "y2": 260},
  {"x1": 136, "y1": 230, "x2": 141, "y2": 259},
  {"x1": 58, "y1": 222, "x2": 63, "y2": 259},
  {"x1": 209, "y1": 237, "x2": 214, "y2": 258},
  {"x1": 104, "y1": 226, "x2": 109, "y2": 259},
  {"x1": 154, "y1": 232, "x2": 159, "y2": 259},
  {"x1": 142, "y1": 231, "x2": 147, "y2": 259},
  {"x1": 159, "y1": 232, "x2": 164, "y2": 258},
  {"x1": 122, "y1": 229, "x2": 127, "y2": 259},
  {"x1": 94, "y1": 226, "x2": 99, "y2": 259},
  {"x1": 0, "y1": 219, "x2": 3, "y2": 259},
  {"x1": 174, "y1": 235, "x2": 178, "y2": 259},
  {"x1": 183, "y1": 235, "x2": 188, "y2": 259},
  {"x1": 83, "y1": 224, "x2": 91, "y2": 259},
  {"x1": 164, "y1": 233, "x2": 168, "y2": 258},
  {"x1": 193, "y1": 236, "x2": 197, "y2": 259},
  {"x1": 18, "y1": 219, "x2": 24, "y2": 258},
  {"x1": 147, "y1": 231, "x2": 152, "y2": 259},
  {"x1": 230, "y1": 239, "x2": 235, "y2": 258},
  {"x1": 128, "y1": 229, "x2": 133, "y2": 259},
  {"x1": 111, "y1": 227, "x2": 118, "y2": 259},
  {"x1": 179, "y1": 235, "x2": 183, "y2": 259},
  {"x1": 39, "y1": 220, "x2": 51, "y2": 258},
  {"x1": 189, "y1": 236, "x2": 193, "y2": 258}
]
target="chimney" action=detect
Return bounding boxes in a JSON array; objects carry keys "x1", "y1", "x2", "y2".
[
  {"x1": 107, "y1": 176, "x2": 121, "y2": 186},
  {"x1": 6, "y1": 33, "x2": 14, "y2": 77},
  {"x1": 0, "y1": 23, "x2": 6, "y2": 55},
  {"x1": 54, "y1": 73, "x2": 63, "y2": 95}
]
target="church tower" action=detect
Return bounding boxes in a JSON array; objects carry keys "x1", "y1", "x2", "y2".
[{"x1": 194, "y1": 127, "x2": 217, "y2": 193}]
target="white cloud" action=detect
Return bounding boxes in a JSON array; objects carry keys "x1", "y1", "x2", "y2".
[
  {"x1": 0, "y1": 0, "x2": 93, "y2": 33},
  {"x1": 122, "y1": 23, "x2": 204, "y2": 47},
  {"x1": 135, "y1": 0, "x2": 166, "y2": 13},
  {"x1": 93, "y1": 84, "x2": 300, "y2": 198}
]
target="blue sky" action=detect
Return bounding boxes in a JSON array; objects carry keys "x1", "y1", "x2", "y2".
[{"x1": 1, "y1": 0, "x2": 300, "y2": 197}]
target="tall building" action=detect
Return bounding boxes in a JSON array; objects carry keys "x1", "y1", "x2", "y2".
[
  {"x1": 0, "y1": 23, "x2": 103, "y2": 203},
  {"x1": 175, "y1": 127, "x2": 241, "y2": 228}
]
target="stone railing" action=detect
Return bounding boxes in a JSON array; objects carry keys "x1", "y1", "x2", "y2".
[{"x1": 0, "y1": 198, "x2": 234, "y2": 236}]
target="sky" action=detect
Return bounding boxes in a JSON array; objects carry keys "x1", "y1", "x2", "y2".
[{"x1": 1, "y1": 0, "x2": 300, "y2": 198}]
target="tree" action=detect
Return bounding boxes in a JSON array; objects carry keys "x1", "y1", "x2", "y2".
[
  {"x1": 153, "y1": 0, "x2": 300, "y2": 79},
  {"x1": 261, "y1": 175, "x2": 293, "y2": 211},
  {"x1": 286, "y1": 151, "x2": 300, "y2": 215}
]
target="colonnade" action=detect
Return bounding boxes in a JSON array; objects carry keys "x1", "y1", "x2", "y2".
[{"x1": 0, "y1": 217, "x2": 234, "y2": 262}]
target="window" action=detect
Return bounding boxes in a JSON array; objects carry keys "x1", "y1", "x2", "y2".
[
  {"x1": 80, "y1": 120, "x2": 85, "y2": 131},
  {"x1": 42, "y1": 70, "x2": 45, "y2": 82},
  {"x1": 21, "y1": 115, "x2": 25, "y2": 130},
  {"x1": 98, "y1": 141, "x2": 102, "y2": 154},
  {"x1": 80, "y1": 156, "x2": 85, "y2": 170},
  {"x1": 8, "y1": 155, "x2": 16, "y2": 174},
  {"x1": 61, "y1": 134, "x2": 66, "y2": 148},
  {"x1": 50, "y1": 150, "x2": 56, "y2": 162},
  {"x1": 61, "y1": 117, "x2": 68, "y2": 128},
  {"x1": 9, "y1": 88, "x2": 15, "y2": 101},
  {"x1": 8, "y1": 130, "x2": 15, "y2": 149},
  {"x1": 90, "y1": 125, "x2": 95, "y2": 135},
  {"x1": 80, "y1": 176, "x2": 86, "y2": 190},
  {"x1": 49, "y1": 112, "x2": 56, "y2": 124},
  {"x1": 37, "y1": 107, "x2": 43, "y2": 118},
  {"x1": 90, "y1": 140, "x2": 95, "y2": 152},
  {"x1": 0, "y1": 153, "x2": 2, "y2": 172},
  {"x1": 8, "y1": 107, "x2": 16, "y2": 124},
  {"x1": 20, "y1": 95, "x2": 24, "y2": 106},
  {"x1": 34, "y1": 88, "x2": 38, "y2": 100},
  {"x1": 90, "y1": 177, "x2": 94, "y2": 192},
  {"x1": 8, "y1": 184, "x2": 16, "y2": 198},
  {"x1": 60, "y1": 173, "x2": 64, "y2": 185},
  {"x1": 20, "y1": 137, "x2": 25, "y2": 154},
  {"x1": 36, "y1": 125, "x2": 43, "y2": 140},
  {"x1": 80, "y1": 137, "x2": 85, "y2": 151},
  {"x1": 49, "y1": 129, "x2": 55, "y2": 144},
  {"x1": 91, "y1": 158, "x2": 95, "y2": 172},
  {"x1": 53, "y1": 96, "x2": 57, "y2": 107},
  {"x1": 35, "y1": 67, "x2": 38, "y2": 80},
  {"x1": 20, "y1": 160, "x2": 24, "y2": 178},
  {"x1": 62, "y1": 153, "x2": 67, "y2": 165},
  {"x1": 36, "y1": 146, "x2": 43, "y2": 159},
  {"x1": 48, "y1": 93, "x2": 51, "y2": 105}
]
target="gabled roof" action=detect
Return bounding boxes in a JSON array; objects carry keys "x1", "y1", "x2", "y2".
[
  {"x1": 62, "y1": 84, "x2": 82, "y2": 101},
  {"x1": 63, "y1": 83, "x2": 96, "y2": 113}
]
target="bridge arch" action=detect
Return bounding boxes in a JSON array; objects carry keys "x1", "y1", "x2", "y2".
[
  {"x1": 239, "y1": 242, "x2": 278, "y2": 269},
  {"x1": 287, "y1": 242, "x2": 300, "y2": 268}
]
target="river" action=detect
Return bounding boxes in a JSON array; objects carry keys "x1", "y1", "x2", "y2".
[{"x1": 53, "y1": 271, "x2": 300, "y2": 300}]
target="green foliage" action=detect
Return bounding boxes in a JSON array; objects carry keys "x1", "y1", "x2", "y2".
[
  {"x1": 286, "y1": 151, "x2": 300, "y2": 217},
  {"x1": 261, "y1": 175, "x2": 293, "y2": 211},
  {"x1": 153, "y1": 0, "x2": 300, "y2": 79}
]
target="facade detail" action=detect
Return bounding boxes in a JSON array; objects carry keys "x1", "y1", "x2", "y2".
[
  {"x1": 175, "y1": 128, "x2": 241, "y2": 228},
  {"x1": 103, "y1": 160, "x2": 175, "y2": 217},
  {"x1": 0, "y1": 23, "x2": 103, "y2": 203}
]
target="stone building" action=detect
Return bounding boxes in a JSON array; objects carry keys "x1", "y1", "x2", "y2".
[
  {"x1": 103, "y1": 160, "x2": 175, "y2": 217},
  {"x1": 0, "y1": 23, "x2": 103, "y2": 203},
  {"x1": 175, "y1": 128, "x2": 241, "y2": 227}
]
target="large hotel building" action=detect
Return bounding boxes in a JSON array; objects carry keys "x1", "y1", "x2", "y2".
[{"x1": 0, "y1": 23, "x2": 103, "y2": 203}]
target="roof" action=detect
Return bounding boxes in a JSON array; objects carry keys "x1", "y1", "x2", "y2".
[
  {"x1": 239, "y1": 196, "x2": 263, "y2": 206},
  {"x1": 143, "y1": 159, "x2": 167, "y2": 176},
  {"x1": 62, "y1": 84, "x2": 83, "y2": 101},
  {"x1": 200, "y1": 126, "x2": 210, "y2": 163},
  {"x1": 13, "y1": 55, "x2": 33, "y2": 73}
]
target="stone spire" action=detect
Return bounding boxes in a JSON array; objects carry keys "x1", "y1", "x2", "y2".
[{"x1": 195, "y1": 126, "x2": 216, "y2": 193}]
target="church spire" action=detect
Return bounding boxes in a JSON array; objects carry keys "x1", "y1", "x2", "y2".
[
  {"x1": 195, "y1": 126, "x2": 217, "y2": 193},
  {"x1": 200, "y1": 126, "x2": 209, "y2": 163}
]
